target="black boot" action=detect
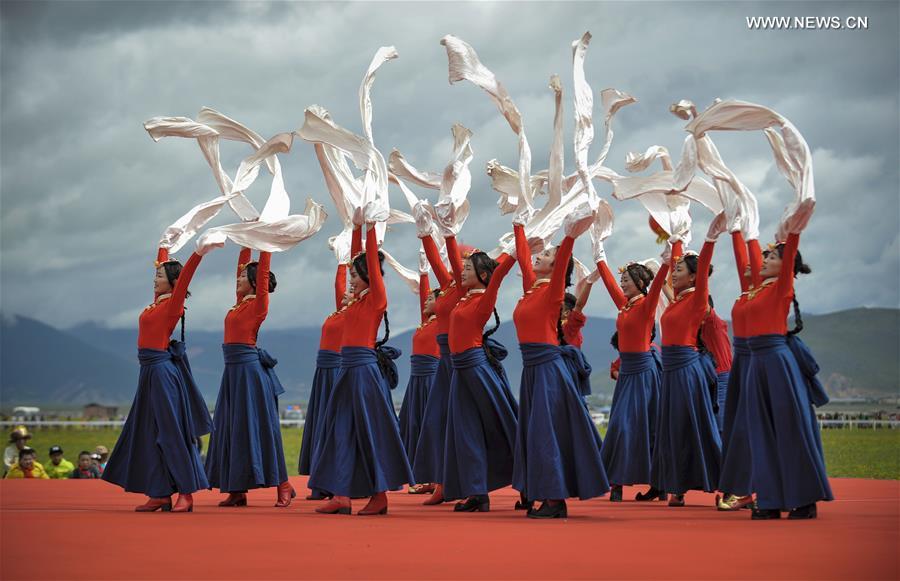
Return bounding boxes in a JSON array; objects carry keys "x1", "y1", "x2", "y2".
[
  {"x1": 528, "y1": 500, "x2": 568, "y2": 519},
  {"x1": 609, "y1": 485, "x2": 623, "y2": 502},
  {"x1": 514, "y1": 492, "x2": 534, "y2": 512},
  {"x1": 454, "y1": 495, "x2": 490, "y2": 513},
  {"x1": 751, "y1": 505, "x2": 782, "y2": 520},
  {"x1": 788, "y1": 503, "x2": 817, "y2": 520},
  {"x1": 635, "y1": 487, "x2": 666, "y2": 501}
]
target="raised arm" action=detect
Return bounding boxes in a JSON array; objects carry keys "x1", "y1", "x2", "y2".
[
  {"x1": 365, "y1": 225, "x2": 387, "y2": 310},
  {"x1": 694, "y1": 241, "x2": 716, "y2": 305},
  {"x1": 748, "y1": 239, "x2": 763, "y2": 288},
  {"x1": 732, "y1": 232, "x2": 750, "y2": 292},
  {"x1": 419, "y1": 273, "x2": 430, "y2": 324},
  {"x1": 156, "y1": 248, "x2": 169, "y2": 265},
  {"x1": 643, "y1": 262, "x2": 670, "y2": 314},
  {"x1": 422, "y1": 236, "x2": 452, "y2": 288},
  {"x1": 514, "y1": 224, "x2": 536, "y2": 292},
  {"x1": 596, "y1": 260, "x2": 627, "y2": 309},
  {"x1": 774, "y1": 233, "x2": 799, "y2": 298},
  {"x1": 351, "y1": 226, "x2": 363, "y2": 257},
  {"x1": 445, "y1": 236, "x2": 464, "y2": 287},
  {"x1": 574, "y1": 279, "x2": 594, "y2": 312},
  {"x1": 671, "y1": 240, "x2": 684, "y2": 271},
  {"x1": 549, "y1": 236, "x2": 574, "y2": 301},
  {"x1": 167, "y1": 252, "x2": 202, "y2": 315},
  {"x1": 476, "y1": 254, "x2": 515, "y2": 317},
  {"x1": 237, "y1": 247, "x2": 253, "y2": 303},
  {"x1": 251, "y1": 251, "x2": 271, "y2": 317},
  {"x1": 334, "y1": 264, "x2": 347, "y2": 310}
]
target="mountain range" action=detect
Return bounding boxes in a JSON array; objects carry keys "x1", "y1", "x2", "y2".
[{"x1": 0, "y1": 307, "x2": 896, "y2": 408}]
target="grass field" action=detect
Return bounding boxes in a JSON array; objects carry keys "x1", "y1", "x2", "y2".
[{"x1": 10, "y1": 426, "x2": 899, "y2": 480}]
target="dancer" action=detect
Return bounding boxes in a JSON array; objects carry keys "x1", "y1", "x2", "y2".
[
  {"x1": 103, "y1": 242, "x2": 217, "y2": 513},
  {"x1": 298, "y1": 228, "x2": 363, "y2": 501},
  {"x1": 205, "y1": 247, "x2": 293, "y2": 508},
  {"x1": 399, "y1": 265, "x2": 440, "y2": 493},
  {"x1": 651, "y1": 217, "x2": 725, "y2": 507},
  {"x1": 743, "y1": 230, "x2": 833, "y2": 520},
  {"x1": 510, "y1": 212, "x2": 610, "y2": 519},
  {"x1": 701, "y1": 297, "x2": 732, "y2": 436},
  {"x1": 310, "y1": 220, "x2": 413, "y2": 516},
  {"x1": 593, "y1": 239, "x2": 668, "y2": 502}
]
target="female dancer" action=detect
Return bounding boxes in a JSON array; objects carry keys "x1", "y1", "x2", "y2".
[
  {"x1": 412, "y1": 218, "x2": 466, "y2": 506},
  {"x1": 310, "y1": 222, "x2": 413, "y2": 516},
  {"x1": 298, "y1": 228, "x2": 362, "y2": 501},
  {"x1": 651, "y1": 218, "x2": 724, "y2": 507},
  {"x1": 399, "y1": 270, "x2": 440, "y2": 494},
  {"x1": 103, "y1": 243, "x2": 216, "y2": 513},
  {"x1": 701, "y1": 298, "x2": 732, "y2": 437},
  {"x1": 442, "y1": 247, "x2": 519, "y2": 512},
  {"x1": 510, "y1": 216, "x2": 610, "y2": 519},
  {"x1": 593, "y1": 243, "x2": 669, "y2": 502},
  {"x1": 205, "y1": 247, "x2": 293, "y2": 508},
  {"x1": 743, "y1": 231, "x2": 832, "y2": 519}
]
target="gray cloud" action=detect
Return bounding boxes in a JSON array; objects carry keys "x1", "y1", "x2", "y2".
[{"x1": 1, "y1": 1, "x2": 897, "y2": 335}]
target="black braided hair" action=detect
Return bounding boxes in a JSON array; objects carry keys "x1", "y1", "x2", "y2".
[
  {"x1": 483, "y1": 308, "x2": 502, "y2": 369},
  {"x1": 161, "y1": 260, "x2": 189, "y2": 343},
  {"x1": 376, "y1": 311, "x2": 391, "y2": 349},
  {"x1": 469, "y1": 251, "x2": 498, "y2": 287},
  {"x1": 564, "y1": 256, "x2": 575, "y2": 288},
  {"x1": 563, "y1": 292, "x2": 577, "y2": 312},
  {"x1": 352, "y1": 250, "x2": 386, "y2": 284},
  {"x1": 245, "y1": 261, "x2": 278, "y2": 294},
  {"x1": 681, "y1": 254, "x2": 714, "y2": 279},
  {"x1": 789, "y1": 296, "x2": 804, "y2": 336},
  {"x1": 610, "y1": 331, "x2": 619, "y2": 351},
  {"x1": 624, "y1": 263, "x2": 654, "y2": 295},
  {"x1": 771, "y1": 243, "x2": 811, "y2": 335},
  {"x1": 557, "y1": 317, "x2": 567, "y2": 346}
]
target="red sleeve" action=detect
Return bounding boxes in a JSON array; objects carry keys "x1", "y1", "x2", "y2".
[
  {"x1": 422, "y1": 236, "x2": 452, "y2": 288},
  {"x1": 419, "y1": 274, "x2": 430, "y2": 324},
  {"x1": 167, "y1": 253, "x2": 202, "y2": 314},
  {"x1": 731, "y1": 232, "x2": 750, "y2": 292},
  {"x1": 643, "y1": 262, "x2": 670, "y2": 314},
  {"x1": 156, "y1": 248, "x2": 169, "y2": 265},
  {"x1": 351, "y1": 226, "x2": 363, "y2": 257},
  {"x1": 237, "y1": 247, "x2": 252, "y2": 303},
  {"x1": 365, "y1": 225, "x2": 387, "y2": 310},
  {"x1": 775, "y1": 233, "x2": 799, "y2": 298},
  {"x1": 252, "y1": 251, "x2": 271, "y2": 316},
  {"x1": 671, "y1": 240, "x2": 684, "y2": 270},
  {"x1": 694, "y1": 241, "x2": 715, "y2": 305},
  {"x1": 514, "y1": 224, "x2": 535, "y2": 292},
  {"x1": 476, "y1": 254, "x2": 515, "y2": 316},
  {"x1": 748, "y1": 239, "x2": 763, "y2": 289},
  {"x1": 334, "y1": 264, "x2": 347, "y2": 310},
  {"x1": 597, "y1": 259, "x2": 627, "y2": 309},
  {"x1": 549, "y1": 236, "x2": 574, "y2": 300},
  {"x1": 446, "y1": 236, "x2": 464, "y2": 287}
]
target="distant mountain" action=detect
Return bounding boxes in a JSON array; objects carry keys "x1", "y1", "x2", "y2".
[{"x1": 1, "y1": 307, "x2": 896, "y2": 408}]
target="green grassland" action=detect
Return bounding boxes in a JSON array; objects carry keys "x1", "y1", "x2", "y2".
[{"x1": 11, "y1": 426, "x2": 899, "y2": 480}]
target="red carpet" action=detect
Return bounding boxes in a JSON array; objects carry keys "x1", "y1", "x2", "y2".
[{"x1": 1, "y1": 477, "x2": 897, "y2": 580}]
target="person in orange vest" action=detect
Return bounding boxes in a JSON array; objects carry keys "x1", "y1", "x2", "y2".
[{"x1": 5, "y1": 448, "x2": 49, "y2": 479}]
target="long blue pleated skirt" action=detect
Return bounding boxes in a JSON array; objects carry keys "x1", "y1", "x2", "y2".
[
  {"x1": 718, "y1": 338, "x2": 753, "y2": 496},
  {"x1": 308, "y1": 347, "x2": 413, "y2": 498},
  {"x1": 205, "y1": 344, "x2": 288, "y2": 492},
  {"x1": 601, "y1": 351, "x2": 662, "y2": 486},
  {"x1": 512, "y1": 343, "x2": 609, "y2": 501},
  {"x1": 399, "y1": 355, "x2": 439, "y2": 462},
  {"x1": 412, "y1": 334, "x2": 453, "y2": 484},
  {"x1": 745, "y1": 335, "x2": 833, "y2": 510},
  {"x1": 103, "y1": 346, "x2": 211, "y2": 497},
  {"x1": 714, "y1": 371, "x2": 730, "y2": 433},
  {"x1": 442, "y1": 347, "x2": 519, "y2": 501},
  {"x1": 651, "y1": 346, "x2": 722, "y2": 494},
  {"x1": 298, "y1": 350, "x2": 341, "y2": 476}
]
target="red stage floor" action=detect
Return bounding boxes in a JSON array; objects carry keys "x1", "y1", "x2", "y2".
[{"x1": 1, "y1": 477, "x2": 897, "y2": 580}]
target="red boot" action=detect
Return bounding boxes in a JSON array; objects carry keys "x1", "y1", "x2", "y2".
[
  {"x1": 219, "y1": 493, "x2": 247, "y2": 507},
  {"x1": 135, "y1": 496, "x2": 172, "y2": 512},
  {"x1": 274, "y1": 481, "x2": 296, "y2": 508},
  {"x1": 171, "y1": 493, "x2": 194, "y2": 513},
  {"x1": 423, "y1": 484, "x2": 444, "y2": 506},
  {"x1": 316, "y1": 496, "x2": 351, "y2": 515},
  {"x1": 358, "y1": 492, "x2": 388, "y2": 516}
]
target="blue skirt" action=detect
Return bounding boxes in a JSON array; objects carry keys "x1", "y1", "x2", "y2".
[
  {"x1": 103, "y1": 346, "x2": 211, "y2": 497},
  {"x1": 718, "y1": 338, "x2": 753, "y2": 495},
  {"x1": 308, "y1": 347, "x2": 413, "y2": 497},
  {"x1": 205, "y1": 344, "x2": 287, "y2": 492},
  {"x1": 298, "y1": 350, "x2": 341, "y2": 476},
  {"x1": 745, "y1": 335, "x2": 833, "y2": 510},
  {"x1": 442, "y1": 347, "x2": 519, "y2": 501},
  {"x1": 399, "y1": 354, "x2": 439, "y2": 462},
  {"x1": 651, "y1": 346, "x2": 722, "y2": 494},
  {"x1": 714, "y1": 371, "x2": 730, "y2": 433},
  {"x1": 513, "y1": 343, "x2": 609, "y2": 501},
  {"x1": 601, "y1": 351, "x2": 662, "y2": 486},
  {"x1": 412, "y1": 334, "x2": 453, "y2": 484}
]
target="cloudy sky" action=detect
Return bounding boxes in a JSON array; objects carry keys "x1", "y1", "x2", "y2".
[{"x1": 1, "y1": 1, "x2": 897, "y2": 335}]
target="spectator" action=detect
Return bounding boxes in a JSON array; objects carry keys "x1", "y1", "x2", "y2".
[
  {"x1": 46, "y1": 446, "x2": 75, "y2": 479},
  {"x1": 5, "y1": 448, "x2": 49, "y2": 479},
  {"x1": 70, "y1": 451, "x2": 102, "y2": 479},
  {"x1": 93, "y1": 446, "x2": 109, "y2": 472},
  {"x1": 4, "y1": 426, "x2": 32, "y2": 471}
]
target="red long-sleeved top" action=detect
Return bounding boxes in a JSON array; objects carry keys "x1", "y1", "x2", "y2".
[
  {"x1": 422, "y1": 235, "x2": 464, "y2": 336},
  {"x1": 448, "y1": 254, "x2": 515, "y2": 354},
  {"x1": 413, "y1": 273, "x2": 440, "y2": 357},
  {"x1": 224, "y1": 250, "x2": 270, "y2": 345},
  {"x1": 596, "y1": 256, "x2": 669, "y2": 353},
  {"x1": 701, "y1": 308, "x2": 732, "y2": 373},
  {"x1": 511, "y1": 225, "x2": 574, "y2": 344},
  {"x1": 563, "y1": 311, "x2": 587, "y2": 348},
  {"x1": 660, "y1": 240, "x2": 715, "y2": 347},
  {"x1": 743, "y1": 233, "x2": 800, "y2": 337},
  {"x1": 319, "y1": 228, "x2": 362, "y2": 351},
  {"x1": 730, "y1": 231, "x2": 764, "y2": 338},
  {"x1": 138, "y1": 248, "x2": 202, "y2": 350},
  {"x1": 340, "y1": 225, "x2": 387, "y2": 348}
]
